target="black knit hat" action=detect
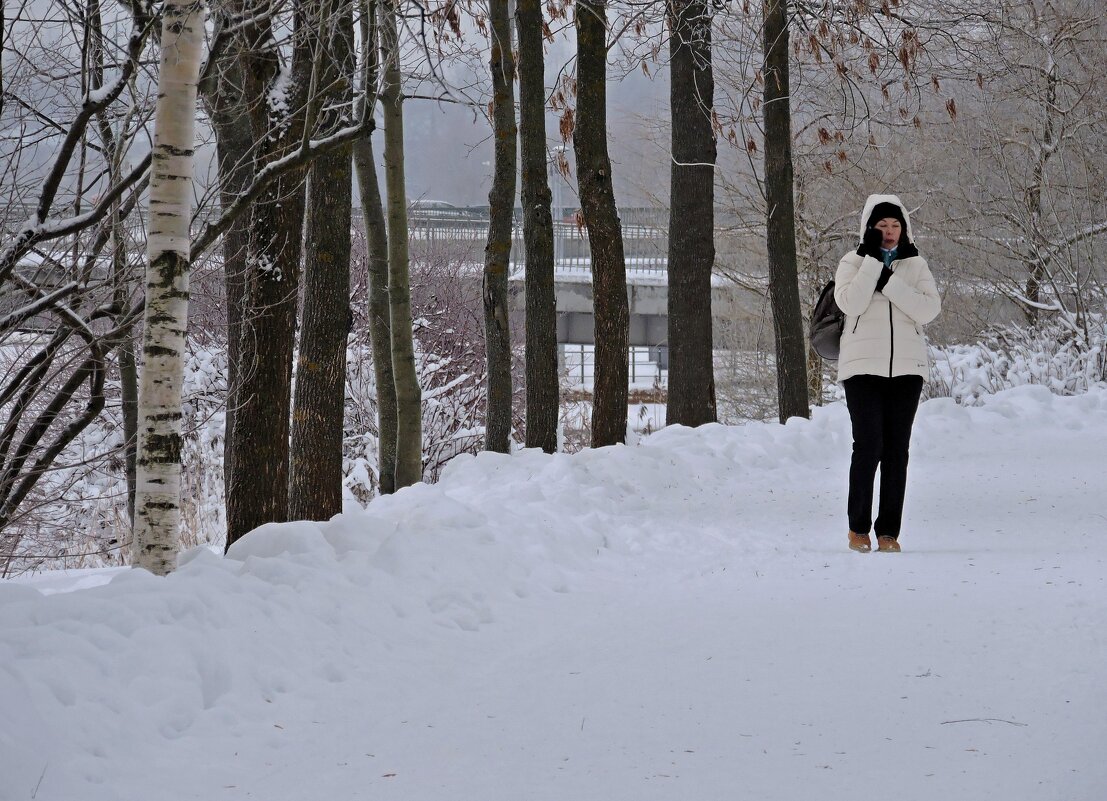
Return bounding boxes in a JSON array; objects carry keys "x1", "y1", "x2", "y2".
[{"x1": 866, "y1": 201, "x2": 907, "y2": 231}]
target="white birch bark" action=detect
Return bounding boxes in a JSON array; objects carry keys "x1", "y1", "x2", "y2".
[{"x1": 132, "y1": 0, "x2": 205, "y2": 575}]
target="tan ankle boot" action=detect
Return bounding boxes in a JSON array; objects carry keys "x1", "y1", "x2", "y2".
[
  {"x1": 848, "y1": 531, "x2": 872, "y2": 552},
  {"x1": 876, "y1": 536, "x2": 901, "y2": 553}
]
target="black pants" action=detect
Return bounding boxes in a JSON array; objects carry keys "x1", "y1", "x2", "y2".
[{"x1": 843, "y1": 374, "x2": 924, "y2": 539}]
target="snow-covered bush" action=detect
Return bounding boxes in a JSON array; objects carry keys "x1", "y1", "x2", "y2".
[
  {"x1": 178, "y1": 344, "x2": 227, "y2": 551},
  {"x1": 342, "y1": 335, "x2": 381, "y2": 505},
  {"x1": 928, "y1": 316, "x2": 1107, "y2": 404}
]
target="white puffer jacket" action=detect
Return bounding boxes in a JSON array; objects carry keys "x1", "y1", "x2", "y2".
[{"x1": 834, "y1": 194, "x2": 941, "y2": 382}]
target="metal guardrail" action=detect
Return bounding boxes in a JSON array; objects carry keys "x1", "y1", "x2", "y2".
[{"x1": 407, "y1": 209, "x2": 670, "y2": 273}]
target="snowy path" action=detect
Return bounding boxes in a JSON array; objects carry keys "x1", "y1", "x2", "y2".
[{"x1": 2, "y1": 386, "x2": 1105, "y2": 800}]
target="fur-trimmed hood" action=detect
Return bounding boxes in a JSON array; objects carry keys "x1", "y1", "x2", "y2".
[{"x1": 858, "y1": 194, "x2": 915, "y2": 244}]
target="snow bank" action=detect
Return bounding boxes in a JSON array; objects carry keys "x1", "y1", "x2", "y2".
[{"x1": 2, "y1": 386, "x2": 1106, "y2": 800}]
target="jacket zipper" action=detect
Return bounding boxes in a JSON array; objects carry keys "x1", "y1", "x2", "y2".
[{"x1": 888, "y1": 302, "x2": 894, "y2": 376}]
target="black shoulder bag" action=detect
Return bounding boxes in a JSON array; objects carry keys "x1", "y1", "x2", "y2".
[{"x1": 809, "y1": 280, "x2": 845, "y2": 361}]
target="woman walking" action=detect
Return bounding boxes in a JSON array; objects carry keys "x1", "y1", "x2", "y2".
[{"x1": 834, "y1": 195, "x2": 941, "y2": 553}]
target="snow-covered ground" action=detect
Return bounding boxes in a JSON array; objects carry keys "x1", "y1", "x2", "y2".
[{"x1": 2, "y1": 385, "x2": 1105, "y2": 801}]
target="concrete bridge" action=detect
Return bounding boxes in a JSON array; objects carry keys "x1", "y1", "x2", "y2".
[
  {"x1": 408, "y1": 208, "x2": 765, "y2": 350},
  {"x1": 507, "y1": 266, "x2": 760, "y2": 349}
]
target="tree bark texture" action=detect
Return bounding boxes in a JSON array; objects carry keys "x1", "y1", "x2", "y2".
[
  {"x1": 483, "y1": 0, "x2": 517, "y2": 454},
  {"x1": 353, "y1": 138, "x2": 397, "y2": 494},
  {"x1": 290, "y1": 3, "x2": 356, "y2": 520},
  {"x1": 117, "y1": 323, "x2": 139, "y2": 526},
  {"x1": 132, "y1": 0, "x2": 205, "y2": 575},
  {"x1": 516, "y1": 0, "x2": 558, "y2": 453},
  {"x1": 574, "y1": 0, "x2": 629, "y2": 447},
  {"x1": 762, "y1": 0, "x2": 810, "y2": 422},
  {"x1": 380, "y1": 0, "x2": 423, "y2": 488},
  {"x1": 353, "y1": 0, "x2": 397, "y2": 495},
  {"x1": 225, "y1": 8, "x2": 310, "y2": 547},
  {"x1": 665, "y1": 0, "x2": 717, "y2": 428}
]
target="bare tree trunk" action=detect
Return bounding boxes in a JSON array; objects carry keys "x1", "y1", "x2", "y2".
[
  {"x1": 290, "y1": 2, "x2": 355, "y2": 520},
  {"x1": 666, "y1": 0, "x2": 717, "y2": 427},
  {"x1": 516, "y1": 0, "x2": 558, "y2": 453},
  {"x1": 132, "y1": 0, "x2": 205, "y2": 575},
  {"x1": 116, "y1": 271, "x2": 139, "y2": 526},
  {"x1": 574, "y1": 0, "x2": 629, "y2": 447},
  {"x1": 483, "y1": 0, "x2": 517, "y2": 453},
  {"x1": 88, "y1": 0, "x2": 139, "y2": 525},
  {"x1": 109, "y1": 168, "x2": 138, "y2": 530},
  {"x1": 354, "y1": 141, "x2": 397, "y2": 493},
  {"x1": 352, "y1": 0, "x2": 396, "y2": 494},
  {"x1": 200, "y1": 6, "x2": 254, "y2": 525},
  {"x1": 380, "y1": 0, "x2": 422, "y2": 488},
  {"x1": 1024, "y1": 58, "x2": 1057, "y2": 325},
  {"x1": 762, "y1": 0, "x2": 809, "y2": 422},
  {"x1": 226, "y1": 9, "x2": 310, "y2": 547}
]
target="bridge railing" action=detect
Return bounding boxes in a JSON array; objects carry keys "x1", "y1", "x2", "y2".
[{"x1": 405, "y1": 207, "x2": 670, "y2": 275}]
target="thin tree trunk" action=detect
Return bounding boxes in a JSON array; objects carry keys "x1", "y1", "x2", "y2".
[
  {"x1": 118, "y1": 327, "x2": 138, "y2": 525},
  {"x1": 574, "y1": 0, "x2": 628, "y2": 447},
  {"x1": 807, "y1": 348, "x2": 822, "y2": 406},
  {"x1": 89, "y1": 0, "x2": 139, "y2": 525},
  {"x1": 132, "y1": 0, "x2": 205, "y2": 575},
  {"x1": 666, "y1": 0, "x2": 717, "y2": 427},
  {"x1": 226, "y1": 8, "x2": 310, "y2": 547},
  {"x1": 516, "y1": 0, "x2": 558, "y2": 453},
  {"x1": 354, "y1": 141, "x2": 397, "y2": 494},
  {"x1": 352, "y1": 0, "x2": 396, "y2": 495},
  {"x1": 483, "y1": 0, "x2": 517, "y2": 453},
  {"x1": 290, "y1": 3, "x2": 355, "y2": 520},
  {"x1": 107, "y1": 147, "x2": 138, "y2": 527},
  {"x1": 762, "y1": 0, "x2": 809, "y2": 422},
  {"x1": 1024, "y1": 58, "x2": 1056, "y2": 325},
  {"x1": 214, "y1": 138, "x2": 249, "y2": 502},
  {"x1": 380, "y1": 0, "x2": 422, "y2": 488}
]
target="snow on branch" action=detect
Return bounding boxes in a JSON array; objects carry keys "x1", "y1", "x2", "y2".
[
  {"x1": 191, "y1": 114, "x2": 375, "y2": 259},
  {"x1": 0, "y1": 155, "x2": 153, "y2": 285},
  {"x1": 0, "y1": 281, "x2": 80, "y2": 335}
]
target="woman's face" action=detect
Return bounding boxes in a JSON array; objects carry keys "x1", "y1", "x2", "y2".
[{"x1": 874, "y1": 218, "x2": 902, "y2": 248}]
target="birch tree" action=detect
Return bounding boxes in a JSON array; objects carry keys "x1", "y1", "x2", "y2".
[
  {"x1": 132, "y1": 0, "x2": 206, "y2": 575},
  {"x1": 0, "y1": 0, "x2": 157, "y2": 571}
]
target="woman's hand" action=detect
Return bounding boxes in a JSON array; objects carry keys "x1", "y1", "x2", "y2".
[
  {"x1": 876, "y1": 265, "x2": 893, "y2": 292},
  {"x1": 856, "y1": 227, "x2": 883, "y2": 260}
]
